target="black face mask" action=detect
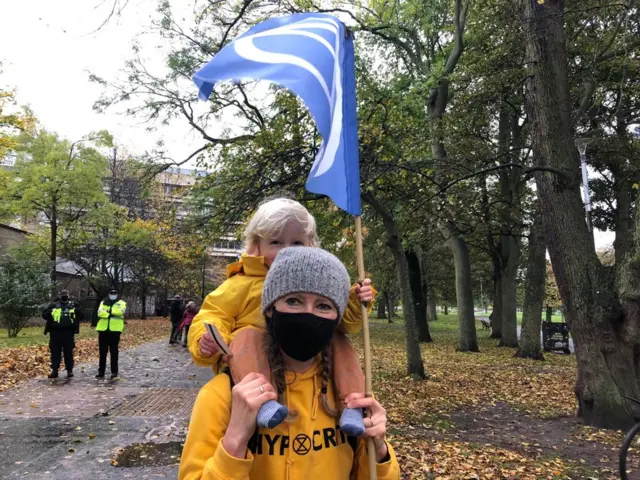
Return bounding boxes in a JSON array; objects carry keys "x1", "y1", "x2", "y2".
[
  {"x1": 267, "y1": 308, "x2": 338, "y2": 362},
  {"x1": 60, "y1": 296, "x2": 69, "y2": 302}
]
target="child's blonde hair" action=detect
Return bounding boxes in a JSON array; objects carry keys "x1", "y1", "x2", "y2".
[{"x1": 244, "y1": 197, "x2": 319, "y2": 250}]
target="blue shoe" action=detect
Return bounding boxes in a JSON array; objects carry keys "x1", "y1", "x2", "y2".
[
  {"x1": 257, "y1": 400, "x2": 288, "y2": 429},
  {"x1": 340, "y1": 408, "x2": 365, "y2": 436}
]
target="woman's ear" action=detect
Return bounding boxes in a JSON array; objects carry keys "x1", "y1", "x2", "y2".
[{"x1": 265, "y1": 307, "x2": 273, "y2": 319}]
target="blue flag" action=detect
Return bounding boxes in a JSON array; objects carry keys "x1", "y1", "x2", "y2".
[{"x1": 192, "y1": 13, "x2": 361, "y2": 215}]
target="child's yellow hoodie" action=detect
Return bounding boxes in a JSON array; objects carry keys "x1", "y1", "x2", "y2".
[
  {"x1": 188, "y1": 254, "x2": 371, "y2": 370},
  {"x1": 178, "y1": 360, "x2": 400, "y2": 480}
]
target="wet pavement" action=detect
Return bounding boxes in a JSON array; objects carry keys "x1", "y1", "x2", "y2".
[{"x1": 0, "y1": 342, "x2": 212, "y2": 479}]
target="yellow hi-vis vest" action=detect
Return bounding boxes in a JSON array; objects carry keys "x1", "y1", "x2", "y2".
[
  {"x1": 52, "y1": 304, "x2": 76, "y2": 327},
  {"x1": 96, "y1": 300, "x2": 127, "y2": 332}
]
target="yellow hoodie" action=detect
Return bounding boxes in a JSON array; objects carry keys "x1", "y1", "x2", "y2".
[
  {"x1": 178, "y1": 361, "x2": 400, "y2": 480},
  {"x1": 188, "y1": 254, "x2": 372, "y2": 369}
]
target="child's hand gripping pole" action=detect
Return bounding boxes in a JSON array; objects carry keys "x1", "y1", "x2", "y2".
[{"x1": 354, "y1": 216, "x2": 377, "y2": 480}]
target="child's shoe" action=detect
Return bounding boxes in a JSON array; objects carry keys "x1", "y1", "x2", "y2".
[
  {"x1": 339, "y1": 408, "x2": 365, "y2": 436},
  {"x1": 256, "y1": 400, "x2": 288, "y2": 428}
]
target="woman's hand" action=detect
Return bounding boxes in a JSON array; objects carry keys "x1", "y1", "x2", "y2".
[
  {"x1": 223, "y1": 373, "x2": 277, "y2": 458},
  {"x1": 198, "y1": 331, "x2": 220, "y2": 357},
  {"x1": 355, "y1": 279, "x2": 374, "y2": 304},
  {"x1": 345, "y1": 393, "x2": 389, "y2": 462}
]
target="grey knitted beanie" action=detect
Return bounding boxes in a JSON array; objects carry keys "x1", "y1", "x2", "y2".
[{"x1": 262, "y1": 247, "x2": 351, "y2": 317}]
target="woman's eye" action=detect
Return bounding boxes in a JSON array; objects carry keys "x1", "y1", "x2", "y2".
[
  {"x1": 286, "y1": 297, "x2": 302, "y2": 306},
  {"x1": 270, "y1": 240, "x2": 282, "y2": 245},
  {"x1": 292, "y1": 240, "x2": 304, "y2": 246},
  {"x1": 317, "y1": 303, "x2": 334, "y2": 311}
]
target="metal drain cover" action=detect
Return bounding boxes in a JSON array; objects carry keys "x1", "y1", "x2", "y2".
[{"x1": 109, "y1": 388, "x2": 198, "y2": 417}]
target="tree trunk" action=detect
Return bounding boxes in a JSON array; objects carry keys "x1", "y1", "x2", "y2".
[
  {"x1": 387, "y1": 294, "x2": 394, "y2": 323},
  {"x1": 50, "y1": 214, "x2": 58, "y2": 298},
  {"x1": 406, "y1": 250, "x2": 432, "y2": 342},
  {"x1": 522, "y1": 0, "x2": 638, "y2": 428},
  {"x1": 516, "y1": 203, "x2": 546, "y2": 359},
  {"x1": 490, "y1": 262, "x2": 503, "y2": 339},
  {"x1": 365, "y1": 193, "x2": 426, "y2": 378},
  {"x1": 613, "y1": 163, "x2": 632, "y2": 267},
  {"x1": 377, "y1": 294, "x2": 387, "y2": 319},
  {"x1": 441, "y1": 223, "x2": 479, "y2": 352},
  {"x1": 499, "y1": 235, "x2": 520, "y2": 347},
  {"x1": 444, "y1": 304, "x2": 449, "y2": 315},
  {"x1": 427, "y1": 287, "x2": 438, "y2": 321},
  {"x1": 140, "y1": 292, "x2": 147, "y2": 320}
]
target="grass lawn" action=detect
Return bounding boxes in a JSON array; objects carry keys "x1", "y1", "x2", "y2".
[{"x1": 0, "y1": 324, "x2": 98, "y2": 349}]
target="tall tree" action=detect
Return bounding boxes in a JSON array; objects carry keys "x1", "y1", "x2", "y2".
[
  {"x1": 406, "y1": 249, "x2": 433, "y2": 342},
  {"x1": 516, "y1": 202, "x2": 546, "y2": 359},
  {"x1": 1, "y1": 130, "x2": 110, "y2": 295},
  {"x1": 521, "y1": 0, "x2": 640, "y2": 428},
  {"x1": 0, "y1": 77, "x2": 35, "y2": 159}
]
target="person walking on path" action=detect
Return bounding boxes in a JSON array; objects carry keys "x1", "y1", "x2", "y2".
[
  {"x1": 179, "y1": 301, "x2": 198, "y2": 348},
  {"x1": 42, "y1": 290, "x2": 83, "y2": 379},
  {"x1": 169, "y1": 294, "x2": 184, "y2": 345},
  {"x1": 95, "y1": 288, "x2": 127, "y2": 379}
]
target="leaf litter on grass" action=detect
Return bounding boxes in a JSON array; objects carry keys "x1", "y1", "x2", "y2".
[
  {"x1": 0, "y1": 318, "x2": 169, "y2": 391},
  {"x1": 351, "y1": 320, "x2": 620, "y2": 479}
]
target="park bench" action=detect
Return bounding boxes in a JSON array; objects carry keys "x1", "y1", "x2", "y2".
[{"x1": 542, "y1": 321, "x2": 571, "y2": 354}]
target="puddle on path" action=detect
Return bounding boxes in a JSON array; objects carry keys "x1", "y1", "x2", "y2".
[{"x1": 113, "y1": 441, "x2": 183, "y2": 467}]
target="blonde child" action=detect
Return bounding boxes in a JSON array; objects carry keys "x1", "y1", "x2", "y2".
[{"x1": 188, "y1": 198, "x2": 373, "y2": 436}]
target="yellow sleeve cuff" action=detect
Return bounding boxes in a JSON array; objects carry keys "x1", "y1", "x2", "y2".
[
  {"x1": 376, "y1": 442, "x2": 400, "y2": 479},
  {"x1": 205, "y1": 442, "x2": 254, "y2": 479}
]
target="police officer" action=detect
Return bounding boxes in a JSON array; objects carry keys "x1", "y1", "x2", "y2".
[
  {"x1": 95, "y1": 288, "x2": 127, "y2": 379},
  {"x1": 42, "y1": 290, "x2": 83, "y2": 379}
]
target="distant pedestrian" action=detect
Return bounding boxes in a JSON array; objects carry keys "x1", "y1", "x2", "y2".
[
  {"x1": 42, "y1": 290, "x2": 83, "y2": 379},
  {"x1": 95, "y1": 288, "x2": 127, "y2": 379},
  {"x1": 179, "y1": 301, "x2": 199, "y2": 348},
  {"x1": 169, "y1": 294, "x2": 184, "y2": 345}
]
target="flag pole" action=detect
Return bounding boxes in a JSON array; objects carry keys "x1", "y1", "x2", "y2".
[{"x1": 354, "y1": 215, "x2": 377, "y2": 480}]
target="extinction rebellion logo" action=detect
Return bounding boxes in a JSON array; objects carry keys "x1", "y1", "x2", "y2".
[{"x1": 292, "y1": 434, "x2": 311, "y2": 455}]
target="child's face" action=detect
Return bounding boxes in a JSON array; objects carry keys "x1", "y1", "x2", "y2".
[
  {"x1": 273, "y1": 292, "x2": 338, "y2": 320},
  {"x1": 256, "y1": 220, "x2": 311, "y2": 266}
]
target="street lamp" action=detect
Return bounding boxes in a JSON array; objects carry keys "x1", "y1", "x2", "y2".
[{"x1": 575, "y1": 138, "x2": 592, "y2": 232}]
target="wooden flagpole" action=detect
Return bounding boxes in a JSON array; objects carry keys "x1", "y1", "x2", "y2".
[{"x1": 354, "y1": 215, "x2": 377, "y2": 480}]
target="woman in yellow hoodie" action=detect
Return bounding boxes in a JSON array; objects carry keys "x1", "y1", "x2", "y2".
[{"x1": 179, "y1": 247, "x2": 400, "y2": 480}]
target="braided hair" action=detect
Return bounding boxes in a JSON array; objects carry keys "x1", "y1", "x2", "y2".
[
  {"x1": 320, "y1": 342, "x2": 338, "y2": 417},
  {"x1": 264, "y1": 328, "x2": 338, "y2": 418}
]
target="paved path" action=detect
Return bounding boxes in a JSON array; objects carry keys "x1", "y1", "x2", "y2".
[{"x1": 0, "y1": 342, "x2": 212, "y2": 479}]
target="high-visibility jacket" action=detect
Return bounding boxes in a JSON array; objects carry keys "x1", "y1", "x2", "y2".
[
  {"x1": 96, "y1": 300, "x2": 127, "y2": 332},
  {"x1": 52, "y1": 304, "x2": 76, "y2": 327},
  {"x1": 44, "y1": 301, "x2": 81, "y2": 334}
]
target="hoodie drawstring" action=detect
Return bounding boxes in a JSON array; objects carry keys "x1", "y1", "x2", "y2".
[
  {"x1": 285, "y1": 381, "x2": 292, "y2": 480},
  {"x1": 311, "y1": 375, "x2": 319, "y2": 420},
  {"x1": 283, "y1": 371, "x2": 323, "y2": 480}
]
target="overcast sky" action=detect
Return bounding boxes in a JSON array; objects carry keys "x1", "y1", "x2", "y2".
[
  {"x1": 0, "y1": 0, "x2": 615, "y2": 249},
  {"x1": 0, "y1": 0, "x2": 200, "y2": 162}
]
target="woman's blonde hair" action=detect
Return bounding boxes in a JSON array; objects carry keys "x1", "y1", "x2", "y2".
[{"x1": 244, "y1": 197, "x2": 319, "y2": 250}]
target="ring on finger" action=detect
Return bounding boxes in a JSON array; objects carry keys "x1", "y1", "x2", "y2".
[{"x1": 259, "y1": 385, "x2": 265, "y2": 394}]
